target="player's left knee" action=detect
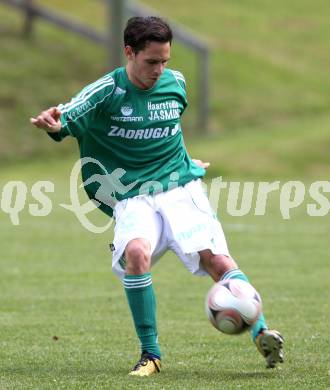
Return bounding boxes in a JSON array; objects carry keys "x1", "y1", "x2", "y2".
[
  {"x1": 200, "y1": 251, "x2": 237, "y2": 281},
  {"x1": 213, "y1": 254, "x2": 237, "y2": 276}
]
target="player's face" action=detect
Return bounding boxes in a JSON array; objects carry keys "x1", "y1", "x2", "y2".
[{"x1": 125, "y1": 41, "x2": 171, "y2": 89}]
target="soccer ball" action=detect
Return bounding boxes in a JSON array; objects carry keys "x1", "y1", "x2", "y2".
[{"x1": 205, "y1": 279, "x2": 262, "y2": 335}]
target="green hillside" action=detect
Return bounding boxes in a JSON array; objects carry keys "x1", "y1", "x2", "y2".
[{"x1": 0, "y1": 0, "x2": 329, "y2": 177}]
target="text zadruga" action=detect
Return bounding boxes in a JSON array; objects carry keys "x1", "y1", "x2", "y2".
[{"x1": 108, "y1": 124, "x2": 180, "y2": 140}]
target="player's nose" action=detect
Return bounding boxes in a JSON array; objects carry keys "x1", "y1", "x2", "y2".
[{"x1": 154, "y1": 63, "x2": 164, "y2": 76}]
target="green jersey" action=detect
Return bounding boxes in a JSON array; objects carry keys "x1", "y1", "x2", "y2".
[{"x1": 49, "y1": 67, "x2": 205, "y2": 216}]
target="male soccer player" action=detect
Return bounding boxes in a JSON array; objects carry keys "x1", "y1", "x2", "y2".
[{"x1": 31, "y1": 16, "x2": 284, "y2": 376}]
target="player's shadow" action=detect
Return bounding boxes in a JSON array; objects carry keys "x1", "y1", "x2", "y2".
[
  {"x1": 2, "y1": 363, "x2": 278, "y2": 384},
  {"x1": 223, "y1": 370, "x2": 277, "y2": 379},
  {"x1": 170, "y1": 367, "x2": 276, "y2": 381}
]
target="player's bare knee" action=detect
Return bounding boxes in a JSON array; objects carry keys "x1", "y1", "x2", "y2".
[{"x1": 125, "y1": 239, "x2": 151, "y2": 274}]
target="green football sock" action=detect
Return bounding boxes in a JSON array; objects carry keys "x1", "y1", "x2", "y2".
[
  {"x1": 124, "y1": 273, "x2": 161, "y2": 358},
  {"x1": 221, "y1": 268, "x2": 268, "y2": 342}
]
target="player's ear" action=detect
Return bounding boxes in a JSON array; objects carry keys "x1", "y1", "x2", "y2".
[{"x1": 124, "y1": 45, "x2": 135, "y2": 60}]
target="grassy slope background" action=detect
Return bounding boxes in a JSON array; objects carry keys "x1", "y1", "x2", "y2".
[{"x1": 0, "y1": 0, "x2": 329, "y2": 178}]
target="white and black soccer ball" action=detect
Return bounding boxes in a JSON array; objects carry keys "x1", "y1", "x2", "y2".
[{"x1": 205, "y1": 279, "x2": 262, "y2": 335}]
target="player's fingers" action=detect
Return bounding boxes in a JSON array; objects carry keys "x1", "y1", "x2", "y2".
[
  {"x1": 42, "y1": 111, "x2": 58, "y2": 126},
  {"x1": 49, "y1": 107, "x2": 61, "y2": 117},
  {"x1": 30, "y1": 117, "x2": 45, "y2": 128},
  {"x1": 31, "y1": 115, "x2": 52, "y2": 130},
  {"x1": 53, "y1": 108, "x2": 61, "y2": 121},
  {"x1": 192, "y1": 159, "x2": 210, "y2": 169},
  {"x1": 46, "y1": 108, "x2": 62, "y2": 125},
  {"x1": 31, "y1": 112, "x2": 61, "y2": 132}
]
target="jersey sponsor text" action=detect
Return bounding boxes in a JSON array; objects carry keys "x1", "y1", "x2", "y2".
[
  {"x1": 147, "y1": 100, "x2": 180, "y2": 121},
  {"x1": 108, "y1": 125, "x2": 180, "y2": 140},
  {"x1": 148, "y1": 109, "x2": 180, "y2": 121},
  {"x1": 110, "y1": 115, "x2": 144, "y2": 122}
]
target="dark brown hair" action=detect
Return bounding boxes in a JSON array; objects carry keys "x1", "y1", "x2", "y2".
[{"x1": 124, "y1": 16, "x2": 173, "y2": 53}]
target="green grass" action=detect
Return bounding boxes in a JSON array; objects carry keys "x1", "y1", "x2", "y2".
[
  {"x1": 187, "y1": 113, "x2": 330, "y2": 180},
  {"x1": 1, "y1": 0, "x2": 330, "y2": 177},
  {"x1": 0, "y1": 158, "x2": 329, "y2": 389}
]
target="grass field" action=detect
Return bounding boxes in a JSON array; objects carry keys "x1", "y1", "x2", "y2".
[{"x1": 0, "y1": 157, "x2": 329, "y2": 389}]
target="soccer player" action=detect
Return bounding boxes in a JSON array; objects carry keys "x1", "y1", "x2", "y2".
[{"x1": 31, "y1": 16, "x2": 284, "y2": 376}]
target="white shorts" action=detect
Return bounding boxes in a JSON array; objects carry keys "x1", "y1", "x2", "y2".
[{"x1": 111, "y1": 179, "x2": 231, "y2": 279}]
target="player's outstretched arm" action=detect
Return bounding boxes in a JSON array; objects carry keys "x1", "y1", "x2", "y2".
[{"x1": 30, "y1": 107, "x2": 62, "y2": 133}]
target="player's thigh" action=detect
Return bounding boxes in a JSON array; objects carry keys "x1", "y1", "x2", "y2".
[
  {"x1": 111, "y1": 197, "x2": 163, "y2": 278},
  {"x1": 159, "y1": 179, "x2": 231, "y2": 275}
]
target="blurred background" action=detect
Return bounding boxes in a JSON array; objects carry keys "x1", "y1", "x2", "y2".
[{"x1": 1, "y1": 0, "x2": 329, "y2": 178}]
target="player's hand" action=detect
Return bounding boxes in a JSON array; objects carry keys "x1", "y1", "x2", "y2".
[
  {"x1": 30, "y1": 107, "x2": 62, "y2": 133},
  {"x1": 192, "y1": 159, "x2": 210, "y2": 169}
]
